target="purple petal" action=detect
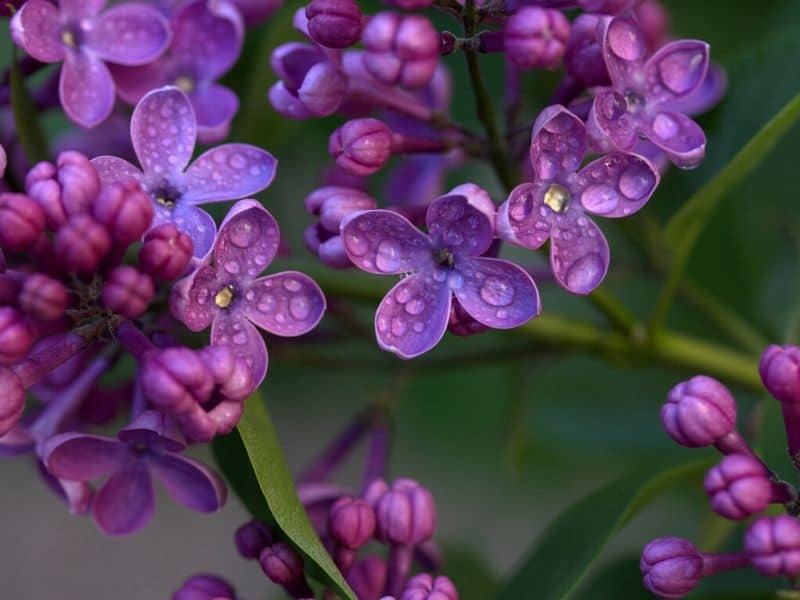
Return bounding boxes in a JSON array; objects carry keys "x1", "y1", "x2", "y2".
[
  {"x1": 213, "y1": 200, "x2": 280, "y2": 278},
  {"x1": 42, "y1": 432, "x2": 125, "y2": 481},
  {"x1": 601, "y1": 16, "x2": 647, "y2": 88},
  {"x1": 244, "y1": 271, "x2": 326, "y2": 337},
  {"x1": 148, "y1": 452, "x2": 226, "y2": 512},
  {"x1": 495, "y1": 182, "x2": 552, "y2": 250},
  {"x1": 170, "y1": 263, "x2": 219, "y2": 332},
  {"x1": 61, "y1": 0, "x2": 105, "y2": 18},
  {"x1": 643, "y1": 40, "x2": 710, "y2": 106},
  {"x1": 93, "y1": 463, "x2": 155, "y2": 536},
  {"x1": 88, "y1": 4, "x2": 171, "y2": 66},
  {"x1": 426, "y1": 194, "x2": 494, "y2": 258},
  {"x1": 108, "y1": 60, "x2": 166, "y2": 105},
  {"x1": 454, "y1": 257, "x2": 540, "y2": 328},
  {"x1": 268, "y1": 81, "x2": 315, "y2": 119},
  {"x1": 271, "y1": 42, "x2": 325, "y2": 91},
  {"x1": 587, "y1": 90, "x2": 638, "y2": 152},
  {"x1": 646, "y1": 111, "x2": 706, "y2": 169},
  {"x1": 211, "y1": 313, "x2": 268, "y2": 388},
  {"x1": 171, "y1": 202, "x2": 218, "y2": 258},
  {"x1": 341, "y1": 209, "x2": 432, "y2": 275},
  {"x1": 59, "y1": 52, "x2": 116, "y2": 128},
  {"x1": 91, "y1": 155, "x2": 142, "y2": 185},
  {"x1": 36, "y1": 460, "x2": 92, "y2": 515},
  {"x1": 191, "y1": 84, "x2": 239, "y2": 144},
  {"x1": 575, "y1": 152, "x2": 659, "y2": 218},
  {"x1": 131, "y1": 87, "x2": 196, "y2": 178},
  {"x1": 529, "y1": 105, "x2": 586, "y2": 181},
  {"x1": 182, "y1": 144, "x2": 277, "y2": 205},
  {"x1": 10, "y1": 0, "x2": 64, "y2": 63},
  {"x1": 550, "y1": 213, "x2": 610, "y2": 295},
  {"x1": 667, "y1": 64, "x2": 727, "y2": 117},
  {"x1": 375, "y1": 273, "x2": 451, "y2": 358}
]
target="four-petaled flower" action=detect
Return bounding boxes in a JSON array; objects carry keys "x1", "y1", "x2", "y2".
[
  {"x1": 341, "y1": 186, "x2": 540, "y2": 358},
  {"x1": 588, "y1": 16, "x2": 710, "y2": 169},
  {"x1": 11, "y1": 0, "x2": 171, "y2": 128},
  {"x1": 171, "y1": 200, "x2": 326, "y2": 388},
  {"x1": 498, "y1": 105, "x2": 660, "y2": 295},
  {"x1": 92, "y1": 86, "x2": 276, "y2": 257}
]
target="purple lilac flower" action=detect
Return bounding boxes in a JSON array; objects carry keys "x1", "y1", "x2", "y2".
[
  {"x1": 173, "y1": 574, "x2": 237, "y2": 600},
  {"x1": 497, "y1": 105, "x2": 659, "y2": 295},
  {"x1": 111, "y1": 0, "x2": 244, "y2": 143},
  {"x1": 11, "y1": 0, "x2": 171, "y2": 128},
  {"x1": 587, "y1": 16, "x2": 710, "y2": 169},
  {"x1": 400, "y1": 574, "x2": 458, "y2": 600},
  {"x1": 171, "y1": 200, "x2": 326, "y2": 388},
  {"x1": 92, "y1": 86, "x2": 276, "y2": 257},
  {"x1": 342, "y1": 188, "x2": 540, "y2": 358},
  {"x1": 43, "y1": 410, "x2": 226, "y2": 536}
]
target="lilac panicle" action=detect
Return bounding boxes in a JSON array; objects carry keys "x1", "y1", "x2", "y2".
[
  {"x1": 11, "y1": 0, "x2": 171, "y2": 127},
  {"x1": 171, "y1": 200, "x2": 326, "y2": 389},
  {"x1": 342, "y1": 189, "x2": 540, "y2": 358},
  {"x1": 497, "y1": 105, "x2": 659, "y2": 295},
  {"x1": 92, "y1": 86, "x2": 277, "y2": 257}
]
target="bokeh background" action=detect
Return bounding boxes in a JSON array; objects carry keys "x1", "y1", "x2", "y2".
[{"x1": 2, "y1": 0, "x2": 800, "y2": 597}]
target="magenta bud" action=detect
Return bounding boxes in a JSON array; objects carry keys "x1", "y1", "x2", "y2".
[
  {"x1": 54, "y1": 215, "x2": 112, "y2": 274},
  {"x1": 139, "y1": 224, "x2": 194, "y2": 281},
  {"x1": 173, "y1": 573, "x2": 236, "y2": 600},
  {"x1": 306, "y1": 0, "x2": 362, "y2": 49},
  {"x1": 660, "y1": 375, "x2": 737, "y2": 448},
  {"x1": 298, "y1": 61, "x2": 349, "y2": 116},
  {"x1": 361, "y1": 13, "x2": 440, "y2": 89},
  {"x1": 305, "y1": 186, "x2": 378, "y2": 232},
  {"x1": 55, "y1": 151, "x2": 101, "y2": 215},
  {"x1": 100, "y1": 266, "x2": 155, "y2": 318},
  {"x1": 329, "y1": 118, "x2": 393, "y2": 176},
  {"x1": 197, "y1": 345, "x2": 254, "y2": 401},
  {"x1": 141, "y1": 348, "x2": 215, "y2": 414},
  {"x1": 760, "y1": 345, "x2": 800, "y2": 405},
  {"x1": 704, "y1": 455, "x2": 773, "y2": 521},
  {"x1": 19, "y1": 274, "x2": 70, "y2": 322},
  {"x1": 505, "y1": 7, "x2": 570, "y2": 70},
  {"x1": 564, "y1": 13, "x2": 609, "y2": 87},
  {"x1": 329, "y1": 496, "x2": 376, "y2": 549},
  {"x1": 0, "y1": 307, "x2": 34, "y2": 365},
  {"x1": 93, "y1": 179, "x2": 154, "y2": 246},
  {"x1": 401, "y1": 573, "x2": 458, "y2": 600},
  {"x1": 259, "y1": 542, "x2": 304, "y2": 587},
  {"x1": 346, "y1": 555, "x2": 387, "y2": 600},
  {"x1": 235, "y1": 519, "x2": 274, "y2": 559},
  {"x1": 0, "y1": 367, "x2": 25, "y2": 436},
  {"x1": 0, "y1": 193, "x2": 46, "y2": 251},
  {"x1": 448, "y1": 299, "x2": 489, "y2": 337},
  {"x1": 745, "y1": 516, "x2": 800, "y2": 578},
  {"x1": 640, "y1": 537, "x2": 703, "y2": 599},
  {"x1": 368, "y1": 477, "x2": 436, "y2": 546}
]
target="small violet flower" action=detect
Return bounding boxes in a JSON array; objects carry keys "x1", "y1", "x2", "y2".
[
  {"x1": 171, "y1": 200, "x2": 326, "y2": 388},
  {"x1": 43, "y1": 410, "x2": 226, "y2": 536},
  {"x1": 341, "y1": 186, "x2": 540, "y2": 358},
  {"x1": 11, "y1": 0, "x2": 171, "y2": 128},
  {"x1": 92, "y1": 86, "x2": 276, "y2": 257},
  {"x1": 497, "y1": 105, "x2": 659, "y2": 295},
  {"x1": 588, "y1": 16, "x2": 710, "y2": 169}
]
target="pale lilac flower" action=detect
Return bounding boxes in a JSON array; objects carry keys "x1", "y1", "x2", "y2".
[{"x1": 92, "y1": 86, "x2": 276, "y2": 257}]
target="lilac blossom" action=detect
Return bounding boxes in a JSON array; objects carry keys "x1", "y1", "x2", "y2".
[
  {"x1": 342, "y1": 187, "x2": 540, "y2": 358},
  {"x1": 92, "y1": 86, "x2": 276, "y2": 257},
  {"x1": 171, "y1": 200, "x2": 326, "y2": 388},
  {"x1": 497, "y1": 105, "x2": 659, "y2": 295},
  {"x1": 11, "y1": 0, "x2": 171, "y2": 128}
]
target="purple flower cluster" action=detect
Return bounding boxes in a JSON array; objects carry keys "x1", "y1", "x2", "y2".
[{"x1": 641, "y1": 345, "x2": 800, "y2": 598}]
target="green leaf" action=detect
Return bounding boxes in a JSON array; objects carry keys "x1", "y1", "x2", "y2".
[
  {"x1": 440, "y1": 543, "x2": 499, "y2": 600},
  {"x1": 211, "y1": 393, "x2": 356, "y2": 600},
  {"x1": 498, "y1": 459, "x2": 713, "y2": 600},
  {"x1": 9, "y1": 47, "x2": 48, "y2": 164}
]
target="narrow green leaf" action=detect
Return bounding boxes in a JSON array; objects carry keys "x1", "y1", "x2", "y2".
[
  {"x1": 498, "y1": 459, "x2": 713, "y2": 600},
  {"x1": 9, "y1": 48, "x2": 48, "y2": 164},
  {"x1": 211, "y1": 394, "x2": 356, "y2": 600}
]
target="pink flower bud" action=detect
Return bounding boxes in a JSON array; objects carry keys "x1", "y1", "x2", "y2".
[
  {"x1": 505, "y1": 7, "x2": 570, "y2": 70},
  {"x1": 329, "y1": 118, "x2": 393, "y2": 176},
  {"x1": 235, "y1": 519, "x2": 274, "y2": 559},
  {"x1": 93, "y1": 178, "x2": 154, "y2": 246},
  {"x1": 54, "y1": 215, "x2": 112, "y2": 274},
  {"x1": 660, "y1": 375, "x2": 736, "y2": 448},
  {"x1": 703, "y1": 455, "x2": 773, "y2": 521},
  {"x1": 139, "y1": 224, "x2": 194, "y2": 281},
  {"x1": 306, "y1": 0, "x2": 362, "y2": 49},
  {"x1": 0, "y1": 193, "x2": 46, "y2": 251},
  {"x1": 401, "y1": 573, "x2": 458, "y2": 600},
  {"x1": 329, "y1": 496, "x2": 376, "y2": 549},
  {"x1": 25, "y1": 152, "x2": 100, "y2": 227},
  {"x1": 367, "y1": 477, "x2": 436, "y2": 546},
  {"x1": 760, "y1": 345, "x2": 800, "y2": 404},
  {"x1": 19, "y1": 274, "x2": 70, "y2": 321},
  {"x1": 640, "y1": 537, "x2": 702, "y2": 598},
  {"x1": 0, "y1": 366, "x2": 25, "y2": 436},
  {"x1": 346, "y1": 555, "x2": 387, "y2": 600},
  {"x1": 259, "y1": 542, "x2": 304, "y2": 587},
  {"x1": 0, "y1": 307, "x2": 34, "y2": 364},
  {"x1": 100, "y1": 266, "x2": 155, "y2": 318},
  {"x1": 746, "y1": 516, "x2": 800, "y2": 578}
]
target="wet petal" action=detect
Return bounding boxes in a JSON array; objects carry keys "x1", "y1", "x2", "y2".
[
  {"x1": 213, "y1": 200, "x2": 281, "y2": 279},
  {"x1": 149, "y1": 452, "x2": 226, "y2": 512},
  {"x1": 172, "y1": 202, "x2": 217, "y2": 258},
  {"x1": 211, "y1": 313, "x2": 268, "y2": 388},
  {"x1": 60, "y1": 0, "x2": 105, "y2": 18},
  {"x1": 454, "y1": 257, "x2": 540, "y2": 329},
  {"x1": 93, "y1": 463, "x2": 155, "y2": 536},
  {"x1": 88, "y1": 3, "x2": 171, "y2": 66},
  {"x1": 42, "y1": 432, "x2": 125, "y2": 481},
  {"x1": 108, "y1": 60, "x2": 166, "y2": 105},
  {"x1": 91, "y1": 155, "x2": 142, "y2": 185},
  {"x1": 271, "y1": 42, "x2": 325, "y2": 91},
  {"x1": 587, "y1": 90, "x2": 638, "y2": 152},
  {"x1": 244, "y1": 272, "x2": 325, "y2": 337},
  {"x1": 601, "y1": 16, "x2": 647, "y2": 88},
  {"x1": 426, "y1": 194, "x2": 494, "y2": 258},
  {"x1": 496, "y1": 182, "x2": 552, "y2": 250},
  {"x1": 529, "y1": 105, "x2": 586, "y2": 181},
  {"x1": 646, "y1": 111, "x2": 706, "y2": 169},
  {"x1": 643, "y1": 40, "x2": 709, "y2": 106},
  {"x1": 10, "y1": 0, "x2": 64, "y2": 63},
  {"x1": 170, "y1": 262, "x2": 222, "y2": 332},
  {"x1": 375, "y1": 273, "x2": 451, "y2": 359},
  {"x1": 191, "y1": 84, "x2": 239, "y2": 144},
  {"x1": 182, "y1": 144, "x2": 276, "y2": 205},
  {"x1": 269, "y1": 81, "x2": 315, "y2": 119},
  {"x1": 575, "y1": 152, "x2": 659, "y2": 218},
  {"x1": 666, "y1": 63, "x2": 727, "y2": 117},
  {"x1": 36, "y1": 460, "x2": 92, "y2": 516},
  {"x1": 59, "y1": 53, "x2": 116, "y2": 128},
  {"x1": 341, "y1": 209, "x2": 433, "y2": 275},
  {"x1": 131, "y1": 86, "x2": 196, "y2": 178},
  {"x1": 550, "y1": 213, "x2": 610, "y2": 295}
]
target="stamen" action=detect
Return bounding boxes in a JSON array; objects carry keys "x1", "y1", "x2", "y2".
[
  {"x1": 215, "y1": 286, "x2": 235, "y2": 308},
  {"x1": 544, "y1": 183, "x2": 570, "y2": 213}
]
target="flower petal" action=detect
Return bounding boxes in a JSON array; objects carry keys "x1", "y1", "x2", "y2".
[
  {"x1": 643, "y1": 40, "x2": 710, "y2": 106},
  {"x1": 213, "y1": 199, "x2": 281, "y2": 278},
  {"x1": 93, "y1": 463, "x2": 155, "y2": 536},
  {"x1": 10, "y1": 0, "x2": 64, "y2": 63},
  {"x1": 587, "y1": 90, "x2": 638, "y2": 152},
  {"x1": 244, "y1": 271, "x2": 326, "y2": 337},
  {"x1": 191, "y1": 84, "x2": 239, "y2": 144},
  {"x1": 601, "y1": 16, "x2": 647, "y2": 88},
  {"x1": 666, "y1": 64, "x2": 727, "y2": 117},
  {"x1": 170, "y1": 263, "x2": 220, "y2": 332},
  {"x1": 550, "y1": 214, "x2": 610, "y2": 295},
  {"x1": 211, "y1": 313, "x2": 268, "y2": 388},
  {"x1": 375, "y1": 273, "x2": 451, "y2": 359},
  {"x1": 60, "y1": 0, "x2": 106, "y2": 18},
  {"x1": 108, "y1": 60, "x2": 166, "y2": 105},
  {"x1": 182, "y1": 144, "x2": 276, "y2": 205},
  {"x1": 646, "y1": 110, "x2": 707, "y2": 169},
  {"x1": 496, "y1": 182, "x2": 552, "y2": 250},
  {"x1": 88, "y1": 3, "x2": 171, "y2": 66},
  {"x1": 42, "y1": 432, "x2": 125, "y2": 481},
  {"x1": 529, "y1": 105, "x2": 586, "y2": 181},
  {"x1": 575, "y1": 152, "x2": 659, "y2": 218},
  {"x1": 341, "y1": 209, "x2": 433, "y2": 275},
  {"x1": 426, "y1": 194, "x2": 494, "y2": 258},
  {"x1": 268, "y1": 81, "x2": 315, "y2": 119},
  {"x1": 131, "y1": 86, "x2": 196, "y2": 178},
  {"x1": 148, "y1": 452, "x2": 226, "y2": 512},
  {"x1": 36, "y1": 460, "x2": 92, "y2": 515},
  {"x1": 59, "y1": 53, "x2": 116, "y2": 128},
  {"x1": 91, "y1": 155, "x2": 142, "y2": 185},
  {"x1": 171, "y1": 202, "x2": 218, "y2": 258},
  {"x1": 454, "y1": 257, "x2": 540, "y2": 329}
]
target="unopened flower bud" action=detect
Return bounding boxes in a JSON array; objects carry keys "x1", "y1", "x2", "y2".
[
  {"x1": 382, "y1": 0, "x2": 434, "y2": 9},
  {"x1": 746, "y1": 516, "x2": 800, "y2": 577},
  {"x1": 760, "y1": 345, "x2": 800, "y2": 405},
  {"x1": 235, "y1": 519, "x2": 274, "y2": 559},
  {"x1": 448, "y1": 299, "x2": 489, "y2": 337},
  {"x1": 259, "y1": 542, "x2": 304, "y2": 587},
  {"x1": 141, "y1": 348, "x2": 215, "y2": 413},
  {"x1": 704, "y1": 455, "x2": 786, "y2": 521},
  {"x1": 563, "y1": 13, "x2": 608, "y2": 87},
  {"x1": 368, "y1": 477, "x2": 436, "y2": 546},
  {"x1": 101, "y1": 266, "x2": 155, "y2": 318},
  {"x1": 0, "y1": 307, "x2": 34, "y2": 364},
  {"x1": 305, "y1": 186, "x2": 378, "y2": 232},
  {"x1": 93, "y1": 179, "x2": 154, "y2": 246},
  {"x1": 347, "y1": 555, "x2": 387, "y2": 600},
  {"x1": 55, "y1": 215, "x2": 112, "y2": 274},
  {"x1": 504, "y1": 7, "x2": 570, "y2": 70},
  {"x1": 26, "y1": 152, "x2": 100, "y2": 227},
  {"x1": 173, "y1": 573, "x2": 236, "y2": 600},
  {"x1": 0, "y1": 367, "x2": 25, "y2": 436},
  {"x1": 329, "y1": 496, "x2": 376, "y2": 549},
  {"x1": 0, "y1": 193, "x2": 46, "y2": 251},
  {"x1": 306, "y1": 0, "x2": 362, "y2": 49},
  {"x1": 139, "y1": 224, "x2": 194, "y2": 281},
  {"x1": 401, "y1": 573, "x2": 458, "y2": 600},
  {"x1": 19, "y1": 274, "x2": 70, "y2": 321},
  {"x1": 641, "y1": 537, "x2": 703, "y2": 598},
  {"x1": 329, "y1": 119, "x2": 393, "y2": 176}
]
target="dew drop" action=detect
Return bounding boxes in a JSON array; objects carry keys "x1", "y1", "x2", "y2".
[
  {"x1": 652, "y1": 113, "x2": 678, "y2": 140},
  {"x1": 395, "y1": 285, "x2": 412, "y2": 303},
  {"x1": 607, "y1": 20, "x2": 645, "y2": 61},
  {"x1": 375, "y1": 239, "x2": 402, "y2": 273},
  {"x1": 232, "y1": 332, "x2": 248, "y2": 345},
  {"x1": 480, "y1": 276, "x2": 515, "y2": 307},
  {"x1": 346, "y1": 232, "x2": 368, "y2": 256},
  {"x1": 405, "y1": 297, "x2": 425, "y2": 315},
  {"x1": 619, "y1": 164, "x2": 655, "y2": 200},
  {"x1": 283, "y1": 278, "x2": 302, "y2": 292},
  {"x1": 390, "y1": 316, "x2": 407, "y2": 336},
  {"x1": 228, "y1": 218, "x2": 260, "y2": 248},
  {"x1": 580, "y1": 184, "x2": 618, "y2": 215},
  {"x1": 223, "y1": 261, "x2": 240, "y2": 274},
  {"x1": 413, "y1": 321, "x2": 425, "y2": 333},
  {"x1": 565, "y1": 254, "x2": 605, "y2": 293},
  {"x1": 289, "y1": 296, "x2": 311, "y2": 320}
]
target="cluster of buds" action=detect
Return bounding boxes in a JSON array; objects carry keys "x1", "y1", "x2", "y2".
[{"x1": 641, "y1": 345, "x2": 800, "y2": 597}]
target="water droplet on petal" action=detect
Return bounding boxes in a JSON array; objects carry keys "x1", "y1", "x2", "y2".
[
  {"x1": 405, "y1": 297, "x2": 425, "y2": 315},
  {"x1": 289, "y1": 296, "x2": 310, "y2": 320},
  {"x1": 232, "y1": 332, "x2": 248, "y2": 345},
  {"x1": 652, "y1": 113, "x2": 678, "y2": 140},
  {"x1": 395, "y1": 285, "x2": 412, "y2": 304},
  {"x1": 619, "y1": 164, "x2": 655, "y2": 200},
  {"x1": 224, "y1": 261, "x2": 240, "y2": 275},
  {"x1": 565, "y1": 254, "x2": 605, "y2": 293},
  {"x1": 608, "y1": 20, "x2": 645, "y2": 61},
  {"x1": 480, "y1": 276, "x2": 515, "y2": 307},
  {"x1": 581, "y1": 184, "x2": 618, "y2": 214},
  {"x1": 283, "y1": 278, "x2": 302, "y2": 292},
  {"x1": 390, "y1": 316, "x2": 407, "y2": 337},
  {"x1": 347, "y1": 232, "x2": 368, "y2": 256},
  {"x1": 375, "y1": 240, "x2": 402, "y2": 273},
  {"x1": 228, "y1": 218, "x2": 260, "y2": 248}
]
